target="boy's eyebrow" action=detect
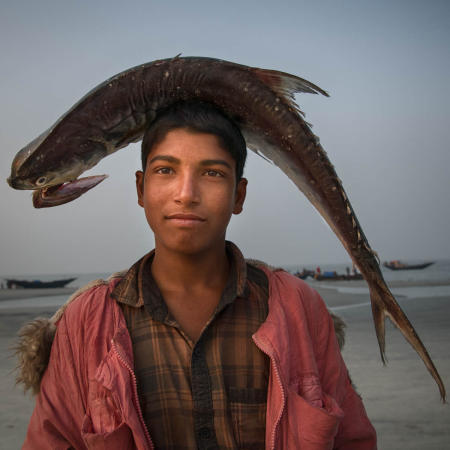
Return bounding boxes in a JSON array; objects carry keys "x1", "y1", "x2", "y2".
[
  {"x1": 200, "y1": 159, "x2": 232, "y2": 169},
  {"x1": 148, "y1": 155, "x2": 180, "y2": 165}
]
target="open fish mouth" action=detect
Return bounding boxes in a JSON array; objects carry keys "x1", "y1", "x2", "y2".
[{"x1": 32, "y1": 175, "x2": 107, "y2": 208}]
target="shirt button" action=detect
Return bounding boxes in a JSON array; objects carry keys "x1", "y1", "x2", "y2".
[{"x1": 198, "y1": 427, "x2": 212, "y2": 440}]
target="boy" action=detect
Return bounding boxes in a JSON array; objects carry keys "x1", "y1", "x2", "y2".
[{"x1": 22, "y1": 101, "x2": 376, "y2": 449}]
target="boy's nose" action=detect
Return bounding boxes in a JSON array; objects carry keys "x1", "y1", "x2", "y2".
[{"x1": 174, "y1": 174, "x2": 200, "y2": 205}]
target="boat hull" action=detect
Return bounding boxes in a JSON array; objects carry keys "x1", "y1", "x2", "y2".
[
  {"x1": 5, "y1": 278, "x2": 76, "y2": 289},
  {"x1": 383, "y1": 262, "x2": 434, "y2": 271}
]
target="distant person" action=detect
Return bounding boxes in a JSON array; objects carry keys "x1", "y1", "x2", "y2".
[{"x1": 19, "y1": 101, "x2": 376, "y2": 449}]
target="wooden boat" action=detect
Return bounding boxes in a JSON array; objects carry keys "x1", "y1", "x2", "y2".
[
  {"x1": 383, "y1": 261, "x2": 435, "y2": 271},
  {"x1": 5, "y1": 277, "x2": 76, "y2": 289},
  {"x1": 314, "y1": 271, "x2": 363, "y2": 281},
  {"x1": 294, "y1": 269, "x2": 315, "y2": 280}
]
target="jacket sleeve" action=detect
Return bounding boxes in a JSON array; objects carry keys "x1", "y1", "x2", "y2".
[
  {"x1": 23, "y1": 311, "x2": 88, "y2": 450},
  {"x1": 311, "y1": 289, "x2": 377, "y2": 450}
]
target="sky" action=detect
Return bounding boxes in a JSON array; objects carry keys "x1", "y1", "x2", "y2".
[{"x1": 1, "y1": 0, "x2": 449, "y2": 275}]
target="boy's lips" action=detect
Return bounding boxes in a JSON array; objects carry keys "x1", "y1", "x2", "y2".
[{"x1": 165, "y1": 213, "x2": 206, "y2": 225}]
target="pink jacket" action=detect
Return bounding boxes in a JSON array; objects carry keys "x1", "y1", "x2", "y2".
[{"x1": 23, "y1": 267, "x2": 376, "y2": 449}]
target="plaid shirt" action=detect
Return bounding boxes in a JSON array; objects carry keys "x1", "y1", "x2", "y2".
[{"x1": 112, "y1": 242, "x2": 269, "y2": 450}]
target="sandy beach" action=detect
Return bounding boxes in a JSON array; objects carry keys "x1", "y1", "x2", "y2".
[
  {"x1": 0, "y1": 288, "x2": 76, "y2": 302},
  {"x1": 1, "y1": 282, "x2": 449, "y2": 449}
]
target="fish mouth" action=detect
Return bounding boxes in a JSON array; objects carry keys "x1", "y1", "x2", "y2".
[{"x1": 32, "y1": 175, "x2": 108, "y2": 208}]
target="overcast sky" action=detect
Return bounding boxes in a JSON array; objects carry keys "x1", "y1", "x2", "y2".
[{"x1": 1, "y1": 0, "x2": 449, "y2": 275}]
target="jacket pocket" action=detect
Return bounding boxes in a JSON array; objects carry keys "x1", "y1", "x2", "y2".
[
  {"x1": 286, "y1": 386, "x2": 344, "y2": 449},
  {"x1": 86, "y1": 380, "x2": 124, "y2": 433},
  {"x1": 229, "y1": 387, "x2": 266, "y2": 449},
  {"x1": 81, "y1": 380, "x2": 135, "y2": 449},
  {"x1": 81, "y1": 414, "x2": 134, "y2": 449}
]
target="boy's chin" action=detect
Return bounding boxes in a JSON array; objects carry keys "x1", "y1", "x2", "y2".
[{"x1": 156, "y1": 236, "x2": 226, "y2": 256}]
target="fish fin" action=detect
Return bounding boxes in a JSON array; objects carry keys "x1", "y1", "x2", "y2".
[
  {"x1": 251, "y1": 67, "x2": 329, "y2": 98},
  {"x1": 249, "y1": 67, "x2": 328, "y2": 118},
  {"x1": 371, "y1": 297, "x2": 387, "y2": 364},
  {"x1": 254, "y1": 148, "x2": 275, "y2": 165},
  {"x1": 370, "y1": 281, "x2": 446, "y2": 402}
]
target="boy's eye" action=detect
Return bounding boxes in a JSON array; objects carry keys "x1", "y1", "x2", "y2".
[
  {"x1": 205, "y1": 169, "x2": 223, "y2": 177},
  {"x1": 155, "y1": 167, "x2": 173, "y2": 175}
]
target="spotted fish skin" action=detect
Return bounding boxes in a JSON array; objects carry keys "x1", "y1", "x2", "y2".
[{"x1": 7, "y1": 56, "x2": 446, "y2": 400}]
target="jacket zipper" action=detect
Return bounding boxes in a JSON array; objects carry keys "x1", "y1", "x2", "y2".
[
  {"x1": 111, "y1": 340, "x2": 154, "y2": 450},
  {"x1": 252, "y1": 335, "x2": 286, "y2": 450}
]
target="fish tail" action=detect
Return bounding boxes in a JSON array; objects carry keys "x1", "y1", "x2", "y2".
[{"x1": 370, "y1": 280, "x2": 446, "y2": 402}]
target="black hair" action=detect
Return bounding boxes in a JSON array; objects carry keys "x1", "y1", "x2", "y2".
[{"x1": 141, "y1": 101, "x2": 247, "y2": 180}]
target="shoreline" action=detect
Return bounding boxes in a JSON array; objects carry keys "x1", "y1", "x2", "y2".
[
  {"x1": 0, "y1": 287, "x2": 76, "y2": 302},
  {"x1": 308, "y1": 279, "x2": 450, "y2": 288},
  {"x1": 1, "y1": 278, "x2": 449, "y2": 302}
]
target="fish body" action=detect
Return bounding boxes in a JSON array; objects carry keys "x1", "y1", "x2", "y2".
[{"x1": 7, "y1": 56, "x2": 446, "y2": 399}]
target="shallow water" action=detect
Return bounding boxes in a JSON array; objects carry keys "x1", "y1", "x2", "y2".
[
  {"x1": 316, "y1": 283, "x2": 450, "y2": 299},
  {"x1": 0, "y1": 294, "x2": 69, "y2": 310}
]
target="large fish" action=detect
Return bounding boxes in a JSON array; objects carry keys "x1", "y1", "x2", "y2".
[{"x1": 7, "y1": 56, "x2": 445, "y2": 400}]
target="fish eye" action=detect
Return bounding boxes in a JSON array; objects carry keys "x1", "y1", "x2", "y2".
[{"x1": 35, "y1": 176, "x2": 47, "y2": 186}]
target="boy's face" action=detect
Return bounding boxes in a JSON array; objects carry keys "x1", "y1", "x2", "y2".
[{"x1": 136, "y1": 128, "x2": 247, "y2": 256}]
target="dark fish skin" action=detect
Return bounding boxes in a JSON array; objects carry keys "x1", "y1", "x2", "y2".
[{"x1": 7, "y1": 56, "x2": 446, "y2": 400}]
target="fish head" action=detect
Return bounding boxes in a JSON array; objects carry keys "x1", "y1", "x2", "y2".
[
  {"x1": 8, "y1": 153, "x2": 108, "y2": 207},
  {"x1": 7, "y1": 131, "x2": 59, "y2": 190},
  {"x1": 7, "y1": 129, "x2": 109, "y2": 207},
  {"x1": 8, "y1": 153, "x2": 83, "y2": 191},
  {"x1": 7, "y1": 127, "x2": 88, "y2": 187}
]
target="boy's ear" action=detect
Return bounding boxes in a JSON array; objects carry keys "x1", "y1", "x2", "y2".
[
  {"x1": 233, "y1": 178, "x2": 247, "y2": 215},
  {"x1": 136, "y1": 171, "x2": 144, "y2": 207}
]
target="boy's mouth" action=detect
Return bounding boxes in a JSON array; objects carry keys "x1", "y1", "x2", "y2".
[
  {"x1": 166, "y1": 213, "x2": 206, "y2": 220},
  {"x1": 166, "y1": 213, "x2": 206, "y2": 225}
]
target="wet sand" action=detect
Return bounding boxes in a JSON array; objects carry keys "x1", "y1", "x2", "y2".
[
  {"x1": 1, "y1": 283, "x2": 449, "y2": 449},
  {"x1": 314, "y1": 282, "x2": 450, "y2": 450},
  {"x1": 0, "y1": 287, "x2": 76, "y2": 301}
]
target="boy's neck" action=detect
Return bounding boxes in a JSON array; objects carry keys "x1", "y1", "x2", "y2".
[
  {"x1": 150, "y1": 241, "x2": 231, "y2": 342},
  {"x1": 150, "y1": 241, "x2": 230, "y2": 294}
]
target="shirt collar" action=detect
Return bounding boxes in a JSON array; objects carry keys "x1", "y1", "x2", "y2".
[{"x1": 112, "y1": 241, "x2": 248, "y2": 313}]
